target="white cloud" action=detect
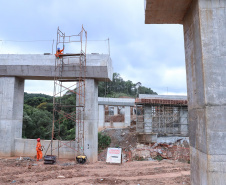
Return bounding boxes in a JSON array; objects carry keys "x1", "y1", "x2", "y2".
[
  {"x1": 25, "y1": 80, "x2": 54, "y2": 95},
  {"x1": 1, "y1": 0, "x2": 187, "y2": 96}
]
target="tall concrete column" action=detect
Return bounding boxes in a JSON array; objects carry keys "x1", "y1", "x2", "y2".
[
  {"x1": 179, "y1": 107, "x2": 188, "y2": 136},
  {"x1": 184, "y1": 1, "x2": 226, "y2": 184},
  {"x1": 144, "y1": 105, "x2": 152, "y2": 133},
  {"x1": 114, "y1": 106, "x2": 118, "y2": 115},
  {"x1": 76, "y1": 79, "x2": 98, "y2": 163},
  {"x1": 124, "y1": 106, "x2": 131, "y2": 127},
  {"x1": 0, "y1": 77, "x2": 24, "y2": 156},
  {"x1": 98, "y1": 105, "x2": 105, "y2": 130}
]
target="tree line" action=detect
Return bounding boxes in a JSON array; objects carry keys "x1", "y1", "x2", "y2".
[{"x1": 98, "y1": 73, "x2": 157, "y2": 97}]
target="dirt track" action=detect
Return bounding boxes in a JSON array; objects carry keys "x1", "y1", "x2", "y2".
[{"x1": 0, "y1": 158, "x2": 190, "y2": 185}]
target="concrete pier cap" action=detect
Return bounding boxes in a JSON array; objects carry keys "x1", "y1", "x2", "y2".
[
  {"x1": 0, "y1": 53, "x2": 113, "y2": 81},
  {"x1": 145, "y1": 0, "x2": 192, "y2": 24}
]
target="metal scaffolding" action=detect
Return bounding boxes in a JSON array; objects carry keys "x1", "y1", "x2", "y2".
[
  {"x1": 136, "y1": 99, "x2": 188, "y2": 137},
  {"x1": 51, "y1": 26, "x2": 87, "y2": 157}
]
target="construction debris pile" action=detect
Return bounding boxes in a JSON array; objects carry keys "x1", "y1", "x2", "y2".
[
  {"x1": 131, "y1": 139, "x2": 190, "y2": 162},
  {"x1": 98, "y1": 127, "x2": 190, "y2": 163}
]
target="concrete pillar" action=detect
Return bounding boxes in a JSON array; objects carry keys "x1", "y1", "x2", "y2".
[
  {"x1": 184, "y1": 1, "x2": 226, "y2": 184},
  {"x1": 124, "y1": 106, "x2": 131, "y2": 127},
  {"x1": 179, "y1": 107, "x2": 188, "y2": 136},
  {"x1": 114, "y1": 106, "x2": 118, "y2": 115},
  {"x1": 0, "y1": 77, "x2": 24, "y2": 156},
  {"x1": 144, "y1": 105, "x2": 152, "y2": 133},
  {"x1": 98, "y1": 105, "x2": 105, "y2": 130},
  {"x1": 76, "y1": 79, "x2": 98, "y2": 163}
]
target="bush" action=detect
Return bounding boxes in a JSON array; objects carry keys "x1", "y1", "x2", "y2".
[
  {"x1": 98, "y1": 132, "x2": 111, "y2": 152},
  {"x1": 134, "y1": 155, "x2": 145, "y2": 161},
  {"x1": 154, "y1": 155, "x2": 163, "y2": 161}
]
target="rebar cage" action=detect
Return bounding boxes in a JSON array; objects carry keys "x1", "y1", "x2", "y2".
[{"x1": 136, "y1": 104, "x2": 188, "y2": 137}]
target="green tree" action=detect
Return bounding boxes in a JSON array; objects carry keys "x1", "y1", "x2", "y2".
[
  {"x1": 98, "y1": 132, "x2": 111, "y2": 152},
  {"x1": 54, "y1": 110, "x2": 75, "y2": 140},
  {"x1": 23, "y1": 104, "x2": 52, "y2": 139},
  {"x1": 98, "y1": 72, "x2": 157, "y2": 97}
]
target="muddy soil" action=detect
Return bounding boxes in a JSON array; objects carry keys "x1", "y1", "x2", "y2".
[{"x1": 0, "y1": 157, "x2": 190, "y2": 185}]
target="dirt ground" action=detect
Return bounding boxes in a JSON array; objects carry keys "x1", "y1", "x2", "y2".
[
  {"x1": 0, "y1": 127, "x2": 190, "y2": 184},
  {"x1": 0, "y1": 157, "x2": 190, "y2": 185}
]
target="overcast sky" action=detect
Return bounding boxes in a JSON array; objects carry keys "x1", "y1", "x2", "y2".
[{"x1": 0, "y1": 0, "x2": 187, "y2": 96}]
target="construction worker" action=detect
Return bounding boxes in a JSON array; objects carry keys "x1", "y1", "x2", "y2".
[
  {"x1": 36, "y1": 138, "x2": 43, "y2": 161},
  {"x1": 55, "y1": 46, "x2": 64, "y2": 59}
]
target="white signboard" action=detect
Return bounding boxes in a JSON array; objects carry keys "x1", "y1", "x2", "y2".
[{"x1": 106, "y1": 148, "x2": 122, "y2": 164}]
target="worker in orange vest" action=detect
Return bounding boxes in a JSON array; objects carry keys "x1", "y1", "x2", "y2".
[
  {"x1": 55, "y1": 46, "x2": 64, "y2": 59},
  {"x1": 36, "y1": 138, "x2": 43, "y2": 161}
]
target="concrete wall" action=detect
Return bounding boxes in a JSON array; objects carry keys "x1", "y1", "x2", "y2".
[
  {"x1": 0, "y1": 77, "x2": 24, "y2": 156},
  {"x1": 14, "y1": 139, "x2": 76, "y2": 158}
]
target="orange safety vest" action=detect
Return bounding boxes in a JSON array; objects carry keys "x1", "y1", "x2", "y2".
[
  {"x1": 36, "y1": 142, "x2": 42, "y2": 151},
  {"x1": 55, "y1": 49, "x2": 64, "y2": 58}
]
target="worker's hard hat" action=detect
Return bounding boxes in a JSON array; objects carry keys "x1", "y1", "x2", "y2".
[
  {"x1": 57, "y1": 48, "x2": 60, "y2": 50},
  {"x1": 37, "y1": 138, "x2": 40, "y2": 142}
]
